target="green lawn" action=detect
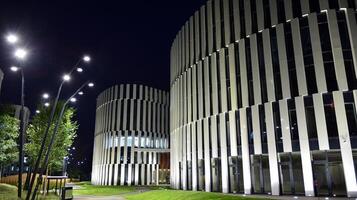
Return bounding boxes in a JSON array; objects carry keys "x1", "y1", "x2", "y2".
[
  {"x1": 125, "y1": 189, "x2": 265, "y2": 200},
  {"x1": 73, "y1": 181, "x2": 137, "y2": 196},
  {"x1": 0, "y1": 183, "x2": 58, "y2": 200}
]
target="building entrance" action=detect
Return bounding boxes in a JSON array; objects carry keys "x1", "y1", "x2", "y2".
[
  {"x1": 278, "y1": 152, "x2": 304, "y2": 195},
  {"x1": 312, "y1": 151, "x2": 346, "y2": 197},
  {"x1": 251, "y1": 154, "x2": 271, "y2": 194},
  {"x1": 228, "y1": 156, "x2": 244, "y2": 193}
]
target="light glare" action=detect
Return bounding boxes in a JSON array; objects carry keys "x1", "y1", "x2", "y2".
[
  {"x1": 42, "y1": 93, "x2": 50, "y2": 99},
  {"x1": 88, "y1": 82, "x2": 94, "y2": 87},
  {"x1": 35, "y1": 110, "x2": 40, "y2": 114},
  {"x1": 78, "y1": 91, "x2": 84, "y2": 95},
  {"x1": 6, "y1": 34, "x2": 18, "y2": 44},
  {"x1": 83, "y1": 55, "x2": 91, "y2": 62},
  {"x1": 77, "y1": 67, "x2": 83, "y2": 72},
  {"x1": 14, "y1": 48, "x2": 27, "y2": 60},
  {"x1": 44, "y1": 102, "x2": 50, "y2": 107},
  {"x1": 70, "y1": 97, "x2": 77, "y2": 103},
  {"x1": 10, "y1": 66, "x2": 19, "y2": 72},
  {"x1": 63, "y1": 74, "x2": 71, "y2": 81}
]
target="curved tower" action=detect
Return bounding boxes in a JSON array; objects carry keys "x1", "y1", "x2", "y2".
[
  {"x1": 92, "y1": 84, "x2": 170, "y2": 186},
  {"x1": 170, "y1": 0, "x2": 357, "y2": 197}
]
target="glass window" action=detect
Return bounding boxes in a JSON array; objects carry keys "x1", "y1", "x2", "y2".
[
  {"x1": 300, "y1": 17, "x2": 318, "y2": 94},
  {"x1": 309, "y1": 0, "x2": 320, "y2": 12},
  {"x1": 288, "y1": 99, "x2": 300, "y2": 151},
  {"x1": 270, "y1": 29, "x2": 283, "y2": 100},
  {"x1": 323, "y1": 93, "x2": 340, "y2": 149},
  {"x1": 257, "y1": 33, "x2": 268, "y2": 103},
  {"x1": 284, "y1": 23, "x2": 299, "y2": 97},
  {"x1": 344, "y1": 92, "x2": 357, "y2": 148},
  {"x1": 277, "y1": 0, "x2": 286, "y2": 23},
  {"x1": 337, "y1": 11, "x2": 357, "y2": 90},
  {"x1": 304, "y1": 96, "x2": 318, "y2": 150},
  {"x1": 263, "y1": 0, "x2": 271, "y2": 28},
  {"x1": 291, "y1": 0, "x2": 302, "y2": 18},
  {"x1": 245, "y1": 39, "x2": 254, "y2": 106}
]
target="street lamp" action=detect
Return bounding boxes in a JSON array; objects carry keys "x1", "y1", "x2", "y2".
[
  {"x1": 14, "y1": 48, "x2": 27, "y2": 60},
  {"x1": 63, "y1": 74, "x2": 71, "y2": 81},
  {"x1": 83, "y1": 55, "x2": 90, "y2": 62},
  {"x1": 44, "y1": 102, "x2": 50, "y2": 107},
  {"x1": 10, "y1": 66, "x2": 19, "y2": 72},
  {"x1": 27, "y1": 55, "x2": 92, "y2": 200},
  {"x1": 9, "y1": 64, "x2": 26, "y2": 198},
  {"x1": 31, "y1": 81, "x2": 94, "y2": 200},
  {"x1": 6, "y1": 33, "x2": 18, "y2": 44},
  {"x1": 42, "y1": 93, "x2": 50, "y2": 99},
  {"x1": 35, "y1": 110, "x2": 40, "y2": 114}
]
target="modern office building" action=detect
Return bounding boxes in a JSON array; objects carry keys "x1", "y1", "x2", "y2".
[
  {"x1": 91, "y1": 84, "x2": 170, "y2": 186},
  {"x1": 170, "y1": 0, "x2": 357, "y2": 197}
]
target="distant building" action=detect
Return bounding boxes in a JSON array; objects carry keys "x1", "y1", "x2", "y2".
[
  {"x1": 91, "y1": 84, "x2": 170, "y2": 186},
  {"x1": 170, "y1": 0, "x2": 357, "y2": 198}
]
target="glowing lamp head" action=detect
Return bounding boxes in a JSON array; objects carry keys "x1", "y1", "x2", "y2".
[
  {"x1": 83, "y1": 55, "x2": 91, "y2": 62},
  {"x1": 70, "y1": 97, "x2": 77, "y2": 103},
  {"x1": 88, "y1": 82, "x2": 94, "y2": 87},
  {"x1": 78, "y1": 91, "x2": 84, "y2": 95},
  {"x1": 44, "y1": 102, "x2": 50, "y2": 107},
  {"x1": 76, "y1": 67, "x2": 83, "y2": 72},
  {"x1": 10, "y1": 66, "x2": 19, "y2": 72},
  {"x1": 14, "y1": 48, "x2": 27, "y2": 60},
  {"x1": 35, "y1": 110, "x2": 40, "y2": 114},
  {"x1": 6, "y1": 34, "x2": 18, "y2": 44},
  {"x1": 42, "y1": 93, "x2": 49, "y2": 99},
  {"x1": 63, "y1": 74, "x2": 71, "y2": 82}
]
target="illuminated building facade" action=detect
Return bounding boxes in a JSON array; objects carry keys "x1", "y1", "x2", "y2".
[
  {"x1": 170, "y1": 0, "x2": 357, "y2": 197},
  {"x1": 91, "y1": 84, "x2": 170, "y2": 186}
]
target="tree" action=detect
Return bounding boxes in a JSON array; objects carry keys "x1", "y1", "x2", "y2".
[
  {"x1": 25, "y1": 101, "x2": 78, "y2": 173},
  {"x1": 0, "y1": 114, "x2": 19, "y2": 178}
]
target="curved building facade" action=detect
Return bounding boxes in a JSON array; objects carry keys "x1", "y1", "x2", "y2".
[
  {"x1": 92, "y1": 84, "x2": 170, "y2": 186},
  {"x1": 170, "y1": 0, "x2": 357, "y2": 197}
]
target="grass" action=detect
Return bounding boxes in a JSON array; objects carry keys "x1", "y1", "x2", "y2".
[
  {"x1": 73, "y1": 181, "x2": 137, "y2": 196},
  {"x1": 125, "y1": 189, "x2": 266, "y2": 200},
  {"x1": 71, "y1": 182, "x2": 269, "y2": 200},
  {"x1": 0, "y1": 183, "x2": 59, "y2": 200}
]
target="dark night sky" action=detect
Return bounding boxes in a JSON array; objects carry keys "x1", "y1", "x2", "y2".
[{"x1": 0, "y1": 0, "x2": 206, "y2": 177}]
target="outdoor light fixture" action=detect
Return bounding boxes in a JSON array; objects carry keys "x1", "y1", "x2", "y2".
[
  {"x1": 44, "y1": 102, "x2": 50, "y2": 107},
  {"x1": 88, "y1": 82, "x2": 94, "y2": 87},
  {"x1": 42, "y1": 93, "x2": 50, "y2": 99},
  {"x1": 63, "y1": 74, "x2": 71, "y2": 81},
  {"x1": 76, "y1": 67, "x2": 83, "y2": 72},
  {"x1": 83, "y1": 55, "x2": 91, "y2": 62},
  {"x1": 14, "y1": 48, "x2": 27, "y2": 60},
  {"x1": 70, "y1": 97, "x2": 77, "y2": 103},
  {"x1": 78, "y1": 91, "x2": 84, "y2": 95},
  {"x1": 35, "y1": 110, "x2": 40, "y2": 114},
  {"x1": 10, "y1": 66, "x2": 19, "y2": 72},
  {"x1": 6, "y1": 34, "x2": 18, "y2": 44}
]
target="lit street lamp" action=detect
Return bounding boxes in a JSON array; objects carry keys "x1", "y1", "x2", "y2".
[
  {"x1": 6, "y1": 33, "x2": 19, "y2": 44},
  {"x1": 14, "y1": 48, "x2": 27, "y2": 60},
  {"x1": 31, "y1": 81, "x2": 94, "y2": 200},
  {"x1": 9, "y1": 65, "x2": 26, "y2": 198},
  {"x1": 42, "y1": 93, "x2": 50, "y2": 99},
  {"x1": 27, "y1": 55, "x2": 92, "y2": 200}
]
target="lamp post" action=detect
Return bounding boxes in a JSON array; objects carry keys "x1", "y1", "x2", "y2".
[
  {"x1": 31, "y1": 81, "x2": 94, "y2": 200},
  {"x1": 26, "y1": 55, "x2": 91, "y2": 200},
  {"x1": 10, "y1": 65, "x2": 26, "y2": 198}
]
